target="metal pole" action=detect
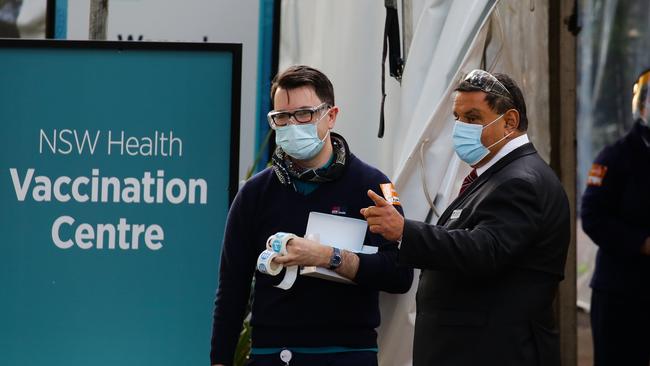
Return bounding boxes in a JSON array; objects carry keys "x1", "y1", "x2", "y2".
[
  {"x1": 89, "y1": 0, "x2": 109, "y2": 40},
  {"x1": 402, "y1": 0, "x2": 413, "y2": 61}
]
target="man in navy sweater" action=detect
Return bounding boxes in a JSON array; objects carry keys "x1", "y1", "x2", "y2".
[{"x1": 210, "y1": 65, "x2": 413, "y2": 366}]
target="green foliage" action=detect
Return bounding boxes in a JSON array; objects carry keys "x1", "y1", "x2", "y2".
[{"x1": 233, "y1": 316, "x2": 252, "y2": 366}]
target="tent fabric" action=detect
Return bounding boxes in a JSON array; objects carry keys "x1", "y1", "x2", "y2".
[
  {"x1": 393, "y1": 0, "x2": 551, "y2": 224},
  {"x1": 279, "y1": 1, "x2": 550, "y2": 364},
  {"x1": 279, "y1": 0, "x2": 397, "y2": 176}
]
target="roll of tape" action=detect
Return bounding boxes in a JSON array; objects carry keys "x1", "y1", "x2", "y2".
[
  {"x1": 267, "y1": 232, "x2": 296, "y2": 255},
  {"x1": 256, "y1": 249, "x2": 283, "y2": 276},
  {"x1": 258, "y1": 232, "x2": 299, "y2": 290},
  {"x1": 275, "y1": 265, "x2": 298, "y2": 290}
]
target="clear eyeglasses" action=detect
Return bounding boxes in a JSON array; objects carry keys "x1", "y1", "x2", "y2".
[
  {"x1": 267, "y1": 102, "x2": 330, "y2": 129},
  {"x1": 464, "y1": 69, "x2": 512, "y2": 99}
]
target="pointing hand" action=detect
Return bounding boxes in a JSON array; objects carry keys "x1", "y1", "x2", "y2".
[{"x1": 360, "y1": 190, "x2": 404, "y2": 242}]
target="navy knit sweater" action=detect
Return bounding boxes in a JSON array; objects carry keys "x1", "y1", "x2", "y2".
[
  {"x1": 210, "y1": 151, "x2": 413, "y2": 365},
  {"x1": 581, "y1": 120, "x2": 650, "y2": 295}
]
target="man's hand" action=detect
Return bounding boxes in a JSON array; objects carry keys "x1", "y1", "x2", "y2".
[
  {"x1": 272, "y1": 237, "x2": 332, "y2": 267},
  {"x1": 360, "y1": 190, "x2": 404, "y2": 242}
]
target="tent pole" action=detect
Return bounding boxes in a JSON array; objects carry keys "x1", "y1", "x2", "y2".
[
  {"x1": 402, "y1": 0, "x2": 413, "y2": 61},
  {"x1": 549, "y1": 0, "x2": 578, "y2": 365}
]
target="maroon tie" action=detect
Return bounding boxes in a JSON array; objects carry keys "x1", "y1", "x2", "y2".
[{"x1": 458, "y1": 169, "x2": 478, "y2": 197}]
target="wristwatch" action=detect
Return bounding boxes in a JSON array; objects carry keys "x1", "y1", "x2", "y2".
[{"x1": 328, "y1": 247, "x2": 342, "y2": 270}]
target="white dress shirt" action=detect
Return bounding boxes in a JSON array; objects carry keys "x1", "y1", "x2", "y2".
[
  {"x1": 476, "y1": 134, "x2": 530, "y2": 177},
  {"x1": 398, "y1": 134, "x2": 530, "y2": 247}
]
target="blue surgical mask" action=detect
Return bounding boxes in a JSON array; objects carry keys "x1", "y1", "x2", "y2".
[
  {"x1": 275, "y1": 112, "x2": 330, "y2": 160},
  {"x1": 452, "y1": 113, "x2": 510, "y2": 166}
]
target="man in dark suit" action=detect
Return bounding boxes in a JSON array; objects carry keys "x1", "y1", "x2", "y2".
[{"x1": 361, "y1": 70, "x2": 570, "y2": 366}]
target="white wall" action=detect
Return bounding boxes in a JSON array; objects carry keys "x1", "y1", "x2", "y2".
[
  {"x1": 66, "y1": 0, "x2": 260, "y2": 181},
  {"x1": 279, "y1": 0, "x2": 394, "y2": 174}
]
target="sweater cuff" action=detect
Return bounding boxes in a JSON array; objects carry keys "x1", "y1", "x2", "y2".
[{"x1": 353, "y1": 252, "x2": 376, "y2": 285}]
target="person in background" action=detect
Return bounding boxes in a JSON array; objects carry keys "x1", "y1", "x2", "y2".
[{"x1": 581, "y1": 68, "x2": 650, "y2": 366}]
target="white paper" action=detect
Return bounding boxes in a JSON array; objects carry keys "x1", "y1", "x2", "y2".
[
  {"x1": 301, "y1": 212, "x2": 376, "y2": 285},
  {"x1": 299, "y1": 266, "x2": 354, "y2": 284},
  {"x1": 304, "y1": 212, "x2": 367, "y2": 252}
]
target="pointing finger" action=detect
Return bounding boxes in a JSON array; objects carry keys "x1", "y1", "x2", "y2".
[{"x1": 367, "y1": 189, "x2": 390, "y2": 207}]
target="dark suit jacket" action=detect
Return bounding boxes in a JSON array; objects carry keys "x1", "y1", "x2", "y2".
[{"x1": 400, "y1": 143, "x2": 570, "y2": 366}]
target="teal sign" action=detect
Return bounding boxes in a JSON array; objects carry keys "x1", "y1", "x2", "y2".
[{"x1": 0, "y1": 40, "x2": 241, "y2": 365}]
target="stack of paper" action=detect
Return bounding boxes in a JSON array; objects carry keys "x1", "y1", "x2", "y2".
[{"x1": 300, "y1": 212, "x2": 377, "y2": 284}]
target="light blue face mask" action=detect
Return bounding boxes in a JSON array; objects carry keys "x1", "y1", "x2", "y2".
[
  {"x1": 452, "y1": 113, "x2": 511, "y2": 166},
  {"x1": 275, "y1": 110, "x2": 330, "y2": 160}
]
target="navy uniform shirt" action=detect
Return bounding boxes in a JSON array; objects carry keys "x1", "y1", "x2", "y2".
[
  {"x1": 209, "y1": 150, "x2": 414, "y2": 365},
  {"x1": 581, "y1": 120, "x2": 650, "y2": 297}
]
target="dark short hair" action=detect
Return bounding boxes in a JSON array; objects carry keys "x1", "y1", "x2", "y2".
[
  {"x1": 270, "y1": 65, "x2": 335, "y2": 108},
  {"x1": 455, "y1": 73, "x2": 528, "y2": 131}
]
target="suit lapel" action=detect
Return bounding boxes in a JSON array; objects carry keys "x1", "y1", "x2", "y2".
[{"x1": 437, "y1": 143, "x2": 538, "y2": 225}]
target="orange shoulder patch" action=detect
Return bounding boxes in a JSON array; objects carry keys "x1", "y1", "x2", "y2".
[
  {"x1": 380, "y1": 183, "x2": 401, "y2": 206},
  {"x1": 587, "y1": 163, "x2": 608, "y2": 187}
]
